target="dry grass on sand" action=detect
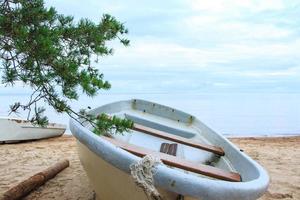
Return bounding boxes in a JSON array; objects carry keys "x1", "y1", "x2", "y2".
[{"x1": 0, "y1": 135, "x2": 299, "y2": 200}]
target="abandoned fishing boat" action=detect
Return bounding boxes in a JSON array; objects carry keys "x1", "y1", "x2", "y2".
[
  {"x1": 0, "y1": 117, "x2": 66, "y2": 143},
  {"x1": 70, "y1": 99, "x2": 269, "y2": 200}
]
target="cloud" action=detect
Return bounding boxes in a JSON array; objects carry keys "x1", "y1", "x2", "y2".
[
  {"x1": 42, "y1": 0, "x2": 300, "y2": 93},
  {"x1": 229, "y1": 66, "x2": 300, "y2": 78},
  {"x1": 187, "y1": 0, "x2": 285, "y2": 13}
]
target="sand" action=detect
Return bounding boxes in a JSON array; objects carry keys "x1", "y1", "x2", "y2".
[
  {"x1": 231, "y1": 137, "x2": 300, "y2": 200},
  {"x1": 0, "y1": 135, "x2": 299, "y2": 200},
  {"x1": 0, "y1": 136, "x2": 94, "y2": 200}
]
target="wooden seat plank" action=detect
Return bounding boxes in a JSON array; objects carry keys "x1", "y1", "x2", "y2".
[
  {"x1": 102, "y1": 136, "x2": 241, "y2": 182},
  {"x1": 132, "y1": 123, "x2": 225, "y2": 156}
]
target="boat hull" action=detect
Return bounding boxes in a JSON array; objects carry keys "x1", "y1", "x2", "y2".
[
  {"x1": 70, "y1": 99, "x2": 269, "y2": 200},
  {"x1": 0, "y1": 117, "x2": 66, "y2": 143},
  {"x1": 77, "y1": 141, "x2": 179, "y2": 200}
]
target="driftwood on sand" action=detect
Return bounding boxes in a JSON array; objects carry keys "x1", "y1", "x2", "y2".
[{"x1": 1, "y1": 159, "x2": 69, "y2": 200}]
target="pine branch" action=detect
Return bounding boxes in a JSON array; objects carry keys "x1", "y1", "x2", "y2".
[{"x1": 0, "y1": 0, "x2": 132, "y2": 135}]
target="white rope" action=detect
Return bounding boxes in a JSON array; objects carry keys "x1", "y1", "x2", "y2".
[{"x1": 130, "y1": 155, "x2": 163, "y2": 200}]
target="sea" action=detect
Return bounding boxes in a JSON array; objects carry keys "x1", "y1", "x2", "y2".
[{"x1": 0, "y1": 92, "x2": 299, "y2": 137}]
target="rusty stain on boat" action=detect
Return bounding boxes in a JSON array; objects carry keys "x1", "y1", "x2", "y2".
[
  {"x1": 9, "y1": 119, "x2": 27, "y2": 123},
  {"x1": 8, "y1": 119, "x2": 58, "y2": 127},
  {"x1": 188, "y1": 116, "x2": 194, "y2": 124},
  {"x1": 170, "y1": 180, "x2": 176, "y2": 187}
]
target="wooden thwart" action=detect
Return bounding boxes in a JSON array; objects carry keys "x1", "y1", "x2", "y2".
[
  {"x1": 132, "y1": 123, "x2": 225, "y2": 156},
  {"x1": 103, "y1": 136, "x2": 241, "y2": 182}
]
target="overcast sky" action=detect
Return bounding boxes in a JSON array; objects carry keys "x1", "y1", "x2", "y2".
[{"x1": 36, "y1": 1, "x2": 300, "y2": 93}]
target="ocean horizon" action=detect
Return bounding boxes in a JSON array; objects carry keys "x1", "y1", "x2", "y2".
[{"x1": 1, "y1": 92, "x2": 299, "y2": 137}]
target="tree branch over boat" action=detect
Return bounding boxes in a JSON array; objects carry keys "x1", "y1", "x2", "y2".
[{"x1": 0, "y1": 0, "x2": 133, "y2": 134}]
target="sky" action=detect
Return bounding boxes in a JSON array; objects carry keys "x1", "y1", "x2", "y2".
[
  {"x1": 3, "y1": 0, "x2": 300, "y2": 94},
  {"x1": 0, "y1": 0, "x2": 299, "y2": 134}
]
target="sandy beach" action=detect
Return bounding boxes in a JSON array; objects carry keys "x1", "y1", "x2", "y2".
[{"x1": 0, "y1": 135, "x2": 299, "y2": 200}]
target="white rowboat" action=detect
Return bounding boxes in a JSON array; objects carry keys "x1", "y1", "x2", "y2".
[
  {"x1": 70, "y1": 99, "x2": 269, "y2": 200},
  {"x1": 0, "y1": 117, "x2": 66, "y2": 143}
]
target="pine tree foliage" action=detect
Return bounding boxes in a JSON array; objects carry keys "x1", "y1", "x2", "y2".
[{"x1": 0, "y1": 0, "x2": 133, "y2": 135}]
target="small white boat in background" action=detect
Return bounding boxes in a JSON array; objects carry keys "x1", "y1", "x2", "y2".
[
  {"x1": 0, "y1": 117, "x2": 66, "y2": 143},
  {"x1": 70, "y1": 99, "x2": 269, "y2": 200}
]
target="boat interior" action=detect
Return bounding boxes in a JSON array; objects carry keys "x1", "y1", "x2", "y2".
[{"x1": 87, "y1": 100, "x2": 242, "y2": 182}]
